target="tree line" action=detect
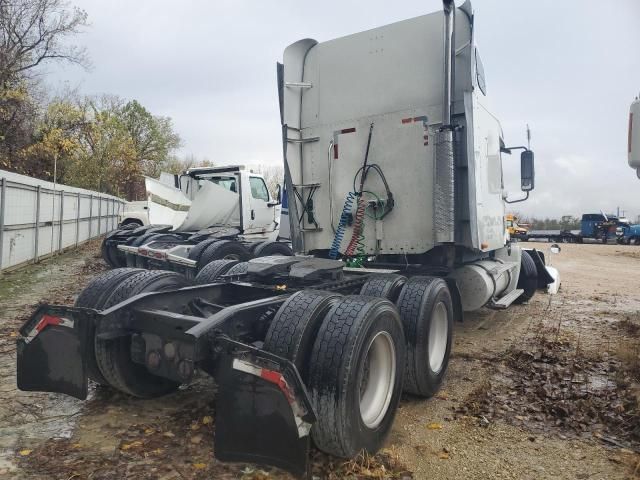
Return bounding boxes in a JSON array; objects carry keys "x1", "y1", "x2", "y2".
[{"x1": 0, "y1": 0, "x2": 185, "y2": 200}]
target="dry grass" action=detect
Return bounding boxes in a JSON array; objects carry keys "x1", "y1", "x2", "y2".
[{"x1": 310, "y1": 448, "x2": 412, "y2": 479}]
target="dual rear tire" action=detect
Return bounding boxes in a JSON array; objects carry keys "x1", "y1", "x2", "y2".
[
  {"x1": 263, "y1": 291, "x2": 405, "y2": 458},
  {"x1": 76, "y1": 268, "x2": 191, "y2": 397},
  {"x1": 361, "y1": 274, "x2": 453, "y2": 397},
  {"x1": 262, "y1": 274, "x2": 453, "y2": 458}
]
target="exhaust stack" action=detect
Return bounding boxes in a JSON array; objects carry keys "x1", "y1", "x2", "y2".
[
  {"x1": 434, "y1": 0, "x2": 456, "y2": 244},
  {"x1": 442, "y1": 0, "x2": 455, "y2": 126}
]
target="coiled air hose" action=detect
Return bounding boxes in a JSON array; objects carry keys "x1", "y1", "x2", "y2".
[
  {"x1": 328, "y1": 123, "x2": 394, "y2": 265},
  {"x1": 329, "y1": 191, "x2": 355, "y2": 260}
]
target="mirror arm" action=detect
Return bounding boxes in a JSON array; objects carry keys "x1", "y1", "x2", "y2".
[
  {"x1": 504, "y1": 191, "x2": 530, "y2": 204},
  {"x1": 501, "y1": 145, "x2": 530, "y2": 155}
]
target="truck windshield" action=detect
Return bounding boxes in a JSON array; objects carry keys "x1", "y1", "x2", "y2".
[{"x1": 198, "y1": 176, "x2": 237, "y2": 192}]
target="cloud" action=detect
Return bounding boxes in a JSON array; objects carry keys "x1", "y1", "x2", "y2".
[{"x1": 46, "y1": 0, "x2": 640, "y2": 222}]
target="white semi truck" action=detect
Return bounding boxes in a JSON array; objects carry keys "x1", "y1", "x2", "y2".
[
  {"x1": 629, "y1": 95, "x2": 640, "y2": 179},
  {"x1": 118, "y1": 200, "x2": 149, "y2": 227},
  {"x1": 102, "y1": 165, "x2": 292, "y2": 276},
  {"x1": 17, "y1": 1, "x2": 555, "y2": 476}
]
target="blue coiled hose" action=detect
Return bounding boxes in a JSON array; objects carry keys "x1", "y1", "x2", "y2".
[{"x1": 329, "y1": 191, "x2": 356, "y2": 259}]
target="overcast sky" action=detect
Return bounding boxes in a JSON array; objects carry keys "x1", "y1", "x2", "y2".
[{"x1": 49, "y1": 0, "x2": 640, "y2": 221}]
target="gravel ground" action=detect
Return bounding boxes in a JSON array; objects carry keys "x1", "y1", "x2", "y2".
[{"x1": 0, "y1": 241, "x2": 639, "y2": 479}]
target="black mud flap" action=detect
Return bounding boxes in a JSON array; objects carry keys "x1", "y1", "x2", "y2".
[
  {"x1": 17, "y1": 305, "x2": 91, "y2": 400},
  {"x1": 528, "y1": 249, "x2": 554, "y2": 288},
  {"x1": 214, "y1": 338, "x2": 316, "y2": 478}
]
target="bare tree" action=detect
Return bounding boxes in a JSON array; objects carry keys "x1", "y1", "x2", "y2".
[
  {"x1": 0, "y1": 0, "x2": 89, "y2": 161},
  {"x1": 251, "y1": 163, "x2": 284, "y2": 196},
  {"x1": 0, "y1": 0, "x2": 89, "y2": 85}
]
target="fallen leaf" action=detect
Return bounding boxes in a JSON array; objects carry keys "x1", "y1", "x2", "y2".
[
  {"x1": 120, "y1": 440, "x2": 143, "y2": 450},
  {"x1": 438, "y1": 452, "x2": 450, "y2": 460},
  {"x1": 162, "y1": 431, "x2": 175, "y2": 438},
  {"x1": 191, "y1": 435, "x2": 202, "y2": 445},
  {"x1": 190, "y1": 423, "x2": 201, "y2": 431},
  {"x1": 427, "y1": 423, "x2": 443, "y2": 430},
  {"x1": 144, "y1": 428, "x2": 155, "y2": 435},
  {"x1": 193, "y1": 463, "x2": 207, "y2": 470},
  {"x1": 18, "y1": 449, "x2": 32, "y2": 456},
  {"x1": 202, "y1": 416, "x2": 213, "y2": 425}
]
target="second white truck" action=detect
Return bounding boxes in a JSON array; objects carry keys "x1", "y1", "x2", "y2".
[{"x1": 103, "y1": 165, "x2": 292, "y2": 276}]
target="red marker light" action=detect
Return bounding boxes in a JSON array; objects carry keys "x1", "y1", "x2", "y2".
[
  {"x1": 35, "y1": 314, "x2": 62, "y2": 332},
  {"x1": 260, "y1": 368, "x2": 295, "y2": 404}
]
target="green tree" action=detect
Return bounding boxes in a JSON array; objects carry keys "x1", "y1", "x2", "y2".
[
  {"x1": 0, "y1": 0, "x2": 89, "y2": 163},
  {"x1": 118, "y1": 100, "x2": 182, "y2": 179}
]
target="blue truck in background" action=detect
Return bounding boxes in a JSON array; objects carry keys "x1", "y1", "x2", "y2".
[
  {"x1": 619, "y1": 223, "x2": 640, "y2": 245},
  {"x1": 520, "y1": 213, "x2": 636, "y2": 244}
]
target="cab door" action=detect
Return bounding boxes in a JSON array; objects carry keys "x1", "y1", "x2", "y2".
[{"x1": 244, "y1": 176, "x2": 276, "y2": 234}]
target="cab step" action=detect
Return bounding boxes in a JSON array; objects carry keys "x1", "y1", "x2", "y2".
[{"x1": 489, "y1": 288, "x2": 524, "y2": 309}]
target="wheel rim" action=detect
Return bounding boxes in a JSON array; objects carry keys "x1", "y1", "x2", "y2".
[
  {"x1": 359, "y1": 331, "x2": 396, "y2": 429},
  {"x1": 223, "y1": 253, "x2": 241, "y2": 260},
  {"x1": 429, "y1": 302, "x2": 448, "y2": 374}
]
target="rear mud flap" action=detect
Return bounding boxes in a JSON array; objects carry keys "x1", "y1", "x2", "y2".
[
  {"x1": 528, "y1": 249, "x2": 554, "y2": 288},
  {"x1": 17, "y1": 306, "x2": 90, "y2": 400},
  {"x1": 214, "y1": 338, "x2": 315, "y2": 478}
]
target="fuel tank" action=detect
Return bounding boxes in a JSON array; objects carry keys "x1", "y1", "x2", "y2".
[{"x1": 451, "y1": 259, "x2": 515, "y2": 311}]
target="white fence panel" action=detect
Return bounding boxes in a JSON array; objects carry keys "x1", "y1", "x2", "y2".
[{"x1": 0, "y1": 170, "x2": 125, "y2": 272}]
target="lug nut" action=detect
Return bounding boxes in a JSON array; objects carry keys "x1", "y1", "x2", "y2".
[
  {"x1": 164, "y1": 342, "x2": 176, "y2": 360},
  {"x1": 147, "y1": 350, "x2": 162, "y2": 370},
  {"x1": 178, "y1": 359, "x2": 194, "y2": 380}
]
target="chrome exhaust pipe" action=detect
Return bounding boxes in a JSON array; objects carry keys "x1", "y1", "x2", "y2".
[
  {"x1": 434, "y1": 0, "x2": 456, "y2": 244},
  {"x1": 442, "y1": 0, "x2": 455, "y2": 126}
]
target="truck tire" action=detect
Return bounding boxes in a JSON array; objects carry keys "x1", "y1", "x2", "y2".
[
  {"x1": 514, "y1": 250, "x2": 537, "y2": 304},
  {"x1": 194, "y1": 259, "x2": 239, "y2": 284},
  {"x1": 198, "y1": 240, "x2": 250, "y2": 270},
  {"x1": 360, "y1": 274, "x2": 407, "y2": 302},
  {"x1": 248, "y1": 242, "x2": 263, "y2": 255},
  {"x1": 101, "y1": 230, "x2": 125, "y2": 268},
  {"x1": 74, "y1": 268, "x2": 144, "y2": 385},
  {"x1": 307, "y1": 296, "x2": 405, "y2": 458},
  {"x1": 632, "y1": 236, "x2": 640, "y2": 245},
  {"x1": 224, "y1": 261, "x2": 249, "y2": 277},
  {"x1": 263, "y1": 290, "x2": 341, "y2": 379},
  {"x1": 127, "y1": 232, "x2": 160, "y2": 268},
  {"x1": 188, "y1": 239, "x2": 222, "y2": 263},
  {"x1": 95, "y1": 270, "x2": 191, "y2": 398},
  {"x1": 118, "y1": 223, "x2": 140, "y2": 231},
  {"x1": 396, "y1": 276, "x2": 453, "y2": 398},
  {"x1": 253, "y1": 241, "x2": 293, "y2": 257}
]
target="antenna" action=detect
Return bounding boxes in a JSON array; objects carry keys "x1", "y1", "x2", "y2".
[{"x1": 526, "y1": 124, "x2": 531, "y2": 149}]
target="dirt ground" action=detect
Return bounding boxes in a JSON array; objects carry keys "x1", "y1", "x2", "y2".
[{"x1": 1, "y1": 241, "x2": 640, "y2": 479}]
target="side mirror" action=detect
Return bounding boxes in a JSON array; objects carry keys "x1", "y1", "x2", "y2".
[
  {"x1": 521, "y1": 150, "x2": 535, "y2": 191},
  {"x1": 268, "y1": 184, "x2": 282, "y2": 207},
  {"x1": 275, "y1": 184, "x2": 282, "y2": 204}
]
